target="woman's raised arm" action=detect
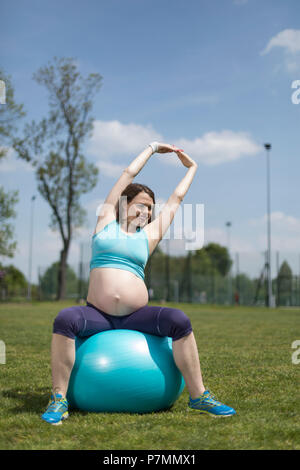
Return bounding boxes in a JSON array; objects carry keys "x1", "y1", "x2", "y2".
[
  {"x1": 126, "y1": 145, "x2": 154, "y2": 177},
  {"x1": 98, "y1": 144, "x2": 156, "y2": 218},
  {"x1": 146, "y1": 149, "x2": 198, "y2": 247},
  {"x1": 97, "y1": 143, "x2": 184, "y2": 222},
  {"x1": 126, "y1": 142, "x2": 181, "y2": 176},
  {"x1": 172, "y1": 150, "x2": 198, "y2": 200}
]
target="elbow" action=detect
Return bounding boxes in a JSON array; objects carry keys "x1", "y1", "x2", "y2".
[
  {"x1": 173, "y1": 193, "x2": 184, "y2": 203},
  {"x1": 124, "y1": 167, "x2": 135, "y2": 178}
]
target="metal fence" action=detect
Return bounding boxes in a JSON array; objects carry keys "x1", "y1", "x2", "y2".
[
  {"x1": 1, "y1": 245, "x2": 299, "y2": 306},
  {"x1": 33, "y1": 246, "x2": 300, "y2": 306}
]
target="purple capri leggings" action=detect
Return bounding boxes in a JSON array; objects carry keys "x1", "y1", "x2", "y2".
[{"x1": 53, "y1": 301, "x2": 193, "y2": 342}]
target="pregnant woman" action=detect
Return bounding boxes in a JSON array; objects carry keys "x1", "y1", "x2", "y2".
[{"x1": 42, "y1": 142, "x2": 236, "y2": 425}]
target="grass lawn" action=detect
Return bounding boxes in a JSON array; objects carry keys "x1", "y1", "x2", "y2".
[{"x1": 0, "y1": 301, "x2": 299, "y2": 450}]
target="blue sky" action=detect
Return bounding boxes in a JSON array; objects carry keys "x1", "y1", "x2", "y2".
[{"x1": 1, "y1": 0, "x2": 300, "y2": 283}]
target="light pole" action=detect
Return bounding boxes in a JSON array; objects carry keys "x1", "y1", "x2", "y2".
[
  {"x1": 226, "y1": 221, "x2": 232, "y2": 304},
  {"x1": 27, "y1": 195, "x2": 36, "y2": 300},
  {"x1": 264, "y1": 143, "x2": 272, "y2": 308},
  {"x1": 226, "y1": 221, "x2": 232, "y2": 251}
]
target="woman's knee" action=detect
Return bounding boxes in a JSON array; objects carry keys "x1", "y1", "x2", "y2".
[
  {"x1": 158, "y1": 307, "x2": 193, "y2": 341},
  {"x1": 53, "y1": 307, "x2": 83, "y2": 339}
]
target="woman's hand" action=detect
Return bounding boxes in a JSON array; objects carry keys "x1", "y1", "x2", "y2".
[
  {"x1": 154, "y1": 143, "x2": 182, "y2": 153},
  {"x1": 153, "y1": 143, "x2": 197, "y2": 168},
  {"x1": 174, "y1": 149, "x2": 197, "y2": 168}
]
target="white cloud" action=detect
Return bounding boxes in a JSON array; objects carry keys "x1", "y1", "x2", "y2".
[
  {"x1": 96, "y1": 160, "x2": 127, "y2": 178},
  {"x1": 73, "y1": 225, "x2": 94, "y2": 241},
  {"x1": 248, "y1": 211, "x2": 300, "y2": 252},
  {"x1": 261, "y1": 29, "x2": 300, "y2": 55},
  {"x1": 87, "y1": 120, "x2": 260, "y2": 173},
  {"x1": 87, "y1": 120, "x2": 162, "y2": 160},
  {"x1": 12, "y1": 225, "x2": 92, "y2": 282},
  {"x1": 286, "y1": 59, "x2": 300, "y2": 73},
  {"x1": 173, "y1": 130, "x2": 260, "y2": 165},
  {"x1": 249, "y1": 211, "x2": 300, "y2": 231},
  {"x1": 0, "y1": 147, "x2": 34, "y2": 173}
]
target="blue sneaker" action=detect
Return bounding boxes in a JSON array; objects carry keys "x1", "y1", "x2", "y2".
[
  {"x1": 41, "y1": 393, "x2": 69, "y2": 425},
  {"x1": 188, "y1": 390, "x2": 236, "y2": 417}
]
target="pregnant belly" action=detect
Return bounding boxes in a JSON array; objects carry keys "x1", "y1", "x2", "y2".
[{"x1": 87, "y1": 268, "x2": 149, "y2": 316}]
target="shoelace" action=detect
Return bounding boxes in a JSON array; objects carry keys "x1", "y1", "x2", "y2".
[
  {"x1": 47, "y1": 398, "x2": 67, "y2": 413},
  {"x1": 202, "y1": 393, "x2": 222, "y2": 407},
  {"x1": 192, "y1": 392, "x2": 222, "y2": 407}
]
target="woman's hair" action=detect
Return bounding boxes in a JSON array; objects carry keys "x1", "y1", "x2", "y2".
[{"x1": 115, "y1": 183, "x2": 156, "y2": 224}]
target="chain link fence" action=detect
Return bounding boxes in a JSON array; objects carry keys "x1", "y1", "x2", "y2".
[
  {"x1": 36, "y1": 246, "x2": 300, "y2": 306},
  {"x1": 1, "y1": 245, "x2": 299, "y2": 306}
]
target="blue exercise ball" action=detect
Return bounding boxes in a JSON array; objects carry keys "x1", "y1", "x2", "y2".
[{"x1": 67, "y1": 329, "x2": 185, "y2": 413}]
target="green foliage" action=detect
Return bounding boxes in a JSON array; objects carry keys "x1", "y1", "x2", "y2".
[
  {"x1": 0, "y1": 187, "x2": 19, "y2": 258},
  {"x1": 234, "y1": 273, "x2": 256, "y2": 304},
  {"x1": 0, "y1": 68, "x2": 24, "y2": 258},
  {"x1": 12, "y1": 57, "x2": 103, "y2": 299},
  {"x1": 0, "y1": 68, "x2": 26, "y2": 159},
  {"x1": 277, "y1": 261, "x2": 293, "y2": 306},
  {"x1": 39, "y1": 262, "x2": 78, "y2": 299},
  {"x1": 13, "y1": 57, "x2": 102, "y2": 237},
  {"x1": 192, "y1": 248, "x2": 213, "y2": 275},
  {"x1": 0, "y1": 263, "x2": 27, "y2": 297},
  {"x1": 145, "y1": 243, "x2": 234, "y2": 302},
  {"x1": 201, "y1": 243, "x2": 232, "y2": 276}
]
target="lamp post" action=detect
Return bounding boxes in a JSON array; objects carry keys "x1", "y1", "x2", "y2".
[
  {"x1": 264, "y1": 143, "x2": 272, "y2": 308},
  {"x1": 27, "y1": 195, "x2": 36, "y2": 300},
  {"x1": 226, "y1": 221, "x2": 232, "y2": 304}
]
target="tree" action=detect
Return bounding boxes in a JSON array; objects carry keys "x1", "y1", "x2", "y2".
[
  {"x1": 194, "y1": 243, "x2": 232, "y2": 276},
  {"x1": 204, "y1": 243, "x2": 232, "y2": 276},
  {"x1": 233, "y1": 273, "x2": 255, "y2": 305},
  {"x1": 192, "y1": 249, "x2": 214, "y2": 275},
  {"x1": 13, "y1": 57, "x2": 103, "y2": 300},
  {"x1": 0, "y1": 68, "x2": 24, "y2": 258},
  {"x1": 39, "y1": 261, "x2": 78, "y2": 299},
  {"x1": 0, "y1": 263, "x2": 27, "y2": 298},
  {"x1": 0, "y1": 187, "x2": 19, "y2": 257},
  {"x1": 0, "y1": 68, "x2": 25, "y2": 159},
  {"x1": 277, "y1": 261, "x2": 293, "y2": 306}
]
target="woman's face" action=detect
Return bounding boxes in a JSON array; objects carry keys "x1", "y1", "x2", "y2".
[{"x1": 122, "y1": 192, "x2": 154, "y2": 229}]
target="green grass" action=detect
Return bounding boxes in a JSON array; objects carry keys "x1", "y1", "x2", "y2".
[{"x1": 0, "y1": 301, "x2": 299, "y2": 450}]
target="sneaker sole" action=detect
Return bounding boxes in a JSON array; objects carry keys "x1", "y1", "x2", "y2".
[
  {"x1": 43, "y1": 411, "x2": 69, "y2": 425},
  {"x1": 188, "y1": 407, "x2": 235, "y2": 418}
]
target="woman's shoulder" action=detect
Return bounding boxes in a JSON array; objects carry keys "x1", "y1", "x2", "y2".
[{"x1": 93, "y1": 216, "x2": 117, "y2": 237}]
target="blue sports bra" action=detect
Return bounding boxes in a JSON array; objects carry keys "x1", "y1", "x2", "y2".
[{"x1": 90, "y1": 219, "x2": 149, "y2": 281}]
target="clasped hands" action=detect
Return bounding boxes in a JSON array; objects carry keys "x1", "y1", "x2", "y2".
[{"x1": 150, "y1": 142, "x2": 197, "y2": 169}]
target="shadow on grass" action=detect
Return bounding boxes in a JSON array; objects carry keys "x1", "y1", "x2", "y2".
[
  {"x1": 2, "y1": 388, "x2": 55, "y2": 414},
  {"x1": 2, "y1": 388, "x2": 83, "y2": 418},
  {"x1": 2, "y1": 387, "x2": 176, "y2": 418}
]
